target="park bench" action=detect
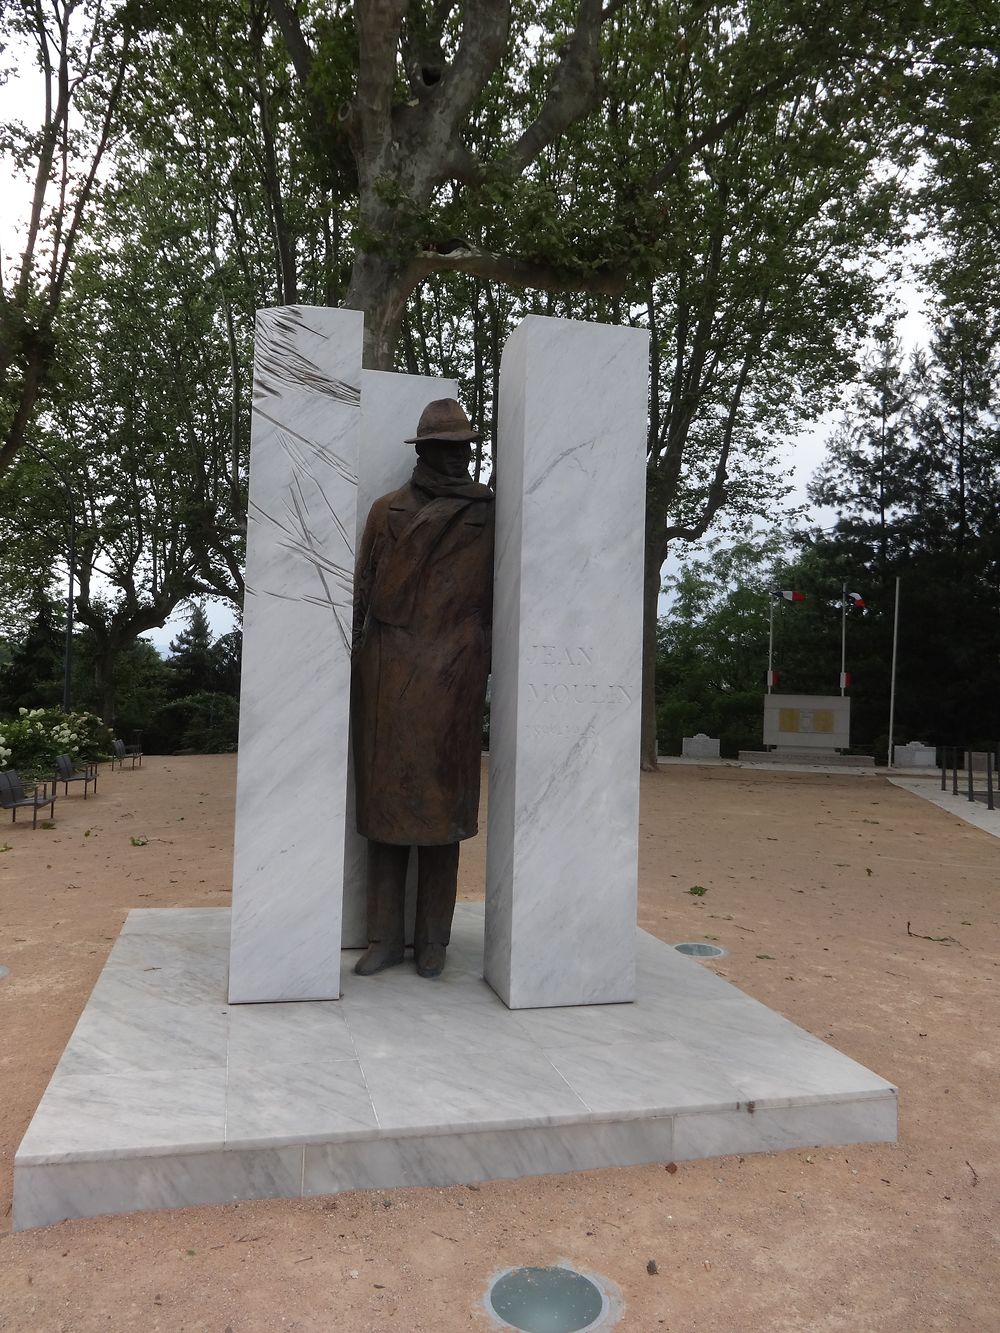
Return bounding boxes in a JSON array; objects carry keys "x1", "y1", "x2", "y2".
[
  {"x1": 53, "y1": 753, "x2": 98, "y2": 798},
  {"x1": 111, "y1": 738, "x2": 142, "y2": 770},
  {"x1": 0, "y1": 770, "x2": 56, "y2": 828}
]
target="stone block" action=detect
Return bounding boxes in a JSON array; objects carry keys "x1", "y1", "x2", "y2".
[
  {"x1": 682, "y1": 733, "x2": 721, "y2": 759},
  {"x1": 229, "y1": 306, "x2": 362, "y2": 1002},
  {"x1": 485, "y1": 314, "x2": 649, "y2": 1009},
  {"x1": 893, "y1": 741, "x2": 937, "y2": 767}
]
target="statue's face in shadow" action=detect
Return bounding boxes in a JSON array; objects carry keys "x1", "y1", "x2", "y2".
[{"x1": 416, "y1": 440, "x2": 474, "y2": 479}]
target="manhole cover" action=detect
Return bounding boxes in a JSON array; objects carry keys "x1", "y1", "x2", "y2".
[
  {"x1": 487, "y1": 1265, "x2": 606, "y2": 1332},
  {"x1": 674, "y1": 941, "x2": 726, "y2": 958}
]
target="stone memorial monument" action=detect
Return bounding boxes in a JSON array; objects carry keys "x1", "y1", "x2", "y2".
[
  {"x1": 229, "y1": 306, "x2": 362, "y2": 1003},
  {"x1": 485, "y1": 314, "x2": 649, "y2": 1009},
  {"x1": 682, "y1": 733, "x2": 721, "y2": 759},
  {"x1": 229, "y1": 307, "x2": 455, "y2": 1001},
  {"x1": 13, "y1": 305, "x2": 898, "y2": 1233},
  {"x1": 893, "y1": 741, "x2": 936, "y2": 768},
  {"x1": 341, "y1": 369, "x2": 459, "y2": 949},
  {"x1": 351, "y1": 399, "x2": 495, "y2": 979}
]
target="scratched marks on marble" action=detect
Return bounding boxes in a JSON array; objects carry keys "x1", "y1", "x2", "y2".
[
  {"x1": 246, "y1": 309, "x2": 360, "y2": 653},
  {"x1": 253, "y1": 306, "x2": 361, "y2": 407}
]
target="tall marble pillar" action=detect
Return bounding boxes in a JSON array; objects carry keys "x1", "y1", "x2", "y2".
[
  {"x1": 485, "y1": 314, "x2": 649, "y2": 1009},
  {"x1": 341, "y1": 369, "x2": 459, "y2": 948},
  {"x1": 229, "y1": 306, "x2": 363, "y2": 1003}
]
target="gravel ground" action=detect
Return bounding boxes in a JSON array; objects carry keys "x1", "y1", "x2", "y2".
[{"x1": 0, "y1": 756, "x2": 997, "y2": 1331}]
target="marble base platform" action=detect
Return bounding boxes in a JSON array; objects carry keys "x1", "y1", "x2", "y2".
[{"x1": 13, "y1": 905, "x2": 896, "y2": 1231}]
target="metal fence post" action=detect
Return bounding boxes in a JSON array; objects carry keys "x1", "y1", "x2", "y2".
[
  {"x1": 953, "y1": 748, "x2": 959, "y2": 796},
  {"x1": 968, "y1": 747, "x2": 975, "y2": 802},
  {"x1": 987, "y1": 748, "x2": 995, "y2": 812},
  {"x1": 941, "y1": 747, "x2": 947, "y2": 792}
]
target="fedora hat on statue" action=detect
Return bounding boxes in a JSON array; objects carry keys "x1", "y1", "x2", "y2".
[{"x1": 404, "y1": 398, "x2": 482, "y2": 444}]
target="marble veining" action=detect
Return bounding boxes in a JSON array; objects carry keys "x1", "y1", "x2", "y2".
[
  {"x1": 13, "y1": 904, "x2": 897, "y2": 1230},
  {"x1": 229, "y1": 306, "x2": 363, "y2": 1003},
  {"x1": 485, "y1": 315, "x2": 650, "y2": 1009}
]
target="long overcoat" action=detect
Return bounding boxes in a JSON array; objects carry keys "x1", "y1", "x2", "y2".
[{"x1": 351, "y1": 478, "x2": 495, "y2": 845}]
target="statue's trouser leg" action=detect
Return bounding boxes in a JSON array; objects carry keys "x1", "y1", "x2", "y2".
[
  {"x1": 365, "y1": 840, "x2": 410, "y2": 946},
  {"x1": 414, "y1": 842, "x2": 460, "y2": 952}
]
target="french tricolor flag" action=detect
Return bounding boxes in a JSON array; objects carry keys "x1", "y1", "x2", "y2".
[
  {"x1": 847, "y1": 591, "x2": 866, "y2": 609},
  {"x1": 772, "y1": 589, "x2": 805, "y2": 602}
]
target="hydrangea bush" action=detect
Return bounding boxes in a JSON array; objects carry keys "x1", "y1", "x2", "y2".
[{"x1": 0, "y1": 708, "x2": 113, "y2": 780}]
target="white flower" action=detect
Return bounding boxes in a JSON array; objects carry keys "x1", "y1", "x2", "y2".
[{"x1": 18, "y1": 707, "x2": 27, "y2": 716}]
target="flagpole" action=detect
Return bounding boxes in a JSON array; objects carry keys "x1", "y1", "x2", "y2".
[
  {"x1": 887, "y1": 576, "x2": 901, "y2": 769},
  {"x1": 767, "y1": 595, "x2": 775, "y2": 693},
  {"x1": 840, "y1": 580, "x2": 847, "y2": 696}
]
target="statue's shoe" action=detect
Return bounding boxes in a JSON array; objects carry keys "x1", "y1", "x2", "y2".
[
  {"x1": 415, "y1": 942, "x2": 447, "y2": 978},
  {"x1": 354, "y1": 942, "x2": 405, "y2": 976}
]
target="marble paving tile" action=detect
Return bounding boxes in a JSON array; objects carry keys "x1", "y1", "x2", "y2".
[
  {"x1": 18, "y1": 1068, "x2": 226, "y2": 1163},
  {"x1": 227, "y1": 999, "x2": 356, "y2": 1069},
  {"x1": 695, "y1": 1030, "x2": 895, "y2": 1108},
  {"x1": 54, "y1": 987, "x2": 228, "y2": 1077},
  {"x1": 121, "y1": 907, "x2": 231, "y2": 937},
  {"x1": 546, "y1": 1037, "x2": 744, "y2": 1116},
  {"x1": 225, "y1": 1058, "x2": 376, "y2": 1148},
  {"x1": 361, "y1": 1045, "x2": 590, "y2": 1134},
  {"x1": 14, "y1": 1146, "x2": 302, "y2": 1231},
  {"x1": 344, "y1": 971, "x2": 530, "y2": 1060}
]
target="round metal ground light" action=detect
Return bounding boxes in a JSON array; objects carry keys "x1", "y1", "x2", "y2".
[
  {"x1": 0, "y1": 965, "x2": 8, "y2": 981},
  {"x1": 673, "y1": 941, "x2": 726, "y2": 959},
  {"x1": 487, "y1": 1265, "x2": 610, "y2": 1332}
]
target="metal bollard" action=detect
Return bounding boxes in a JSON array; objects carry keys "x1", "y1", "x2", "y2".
[
  {"x1": 968, "y1": 747, "x2": 975, "y2": 802},
  {"x1": 941, "y1": 747, "x2": 947, "y2": 792},
  {"x1": 987, "y1": 750, "x2": 995, "y2": 812},
  {"x1": 953, "y1": 748, "x2": 959, "y2": 796}
]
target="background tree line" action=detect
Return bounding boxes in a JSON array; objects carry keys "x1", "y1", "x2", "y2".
[
  {"x1": 657, "y1": 295, "x2": 1000, "y2": 759},
  {"x1": 0, "y1": 0, "x2": 997, "y2": 756}
]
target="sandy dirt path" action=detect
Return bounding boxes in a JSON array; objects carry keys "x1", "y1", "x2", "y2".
[{"x1": 0, "y1": 757, "x2": 997, "y2": 1331}]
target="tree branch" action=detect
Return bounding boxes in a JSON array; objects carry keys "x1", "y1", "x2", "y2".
[
  {"x1": 505, "y1": 0, "x2": 604, "y2": 177},
  {"x1": 410, "y1": 245, "x2": 627, "y2": 296},
  {"x1": 264, "y1": 0, "x2": 314, "y2": 85}
]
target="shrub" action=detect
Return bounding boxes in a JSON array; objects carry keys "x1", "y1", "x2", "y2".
[{"x1": 0, "y1": 707, "x2": 113, "y2": 780}]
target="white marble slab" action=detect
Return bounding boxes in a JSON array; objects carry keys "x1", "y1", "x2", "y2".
[
  {"x1": 341, "y1": 369, "x2": 458, "y2": 948},
  {"x1": 486, "y1": 314, "x2": 649, "y2": 1008},
  {"x1": 13, "y1": 904, "x2": 896, "y2": 1230},
  {"x1": 229, "y1": 306, "x2": 363, "y2": 1002}
]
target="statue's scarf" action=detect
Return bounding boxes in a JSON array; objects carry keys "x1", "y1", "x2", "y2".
[{"x1": 369, "y1": 460, "x2": 494, "y2": 627}]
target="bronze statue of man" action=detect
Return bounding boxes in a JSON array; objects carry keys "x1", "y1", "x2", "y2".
[{"x1": 351, "y1": 398, "x2": 495, "y2": 978}]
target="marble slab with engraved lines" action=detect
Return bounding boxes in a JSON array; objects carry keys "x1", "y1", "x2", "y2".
[
  {"x1": 230, "y1": 305, "x2": 363, "y2": 1002},
  {"x1": 14, "y1": 905, "x2": 896, "y2": 1230},
  {"x1": 486, "y1": 314, "x2": 650, "y2": 1008}
]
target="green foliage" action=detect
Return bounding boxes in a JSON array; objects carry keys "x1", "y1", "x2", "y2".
[
  {"x1": 166, "y1": 604, "x2": 217, "y2": 699},
  {"x1": 0, "y1": 707, "x2": 112, "y2": 780},
  {"x1": 657, "y1": 530, "x2": 791, "y2": 755},
  {"x1": 144, "y1": 691, "x2": 239, "y2": 755},
  {"x1": 0, "y1": 588, "x2": 66, "y2": 714}
]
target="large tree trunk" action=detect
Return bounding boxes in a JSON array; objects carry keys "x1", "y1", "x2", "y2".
[
  {"x1": 640, "y1": 513, "x2": 666, "y2": 772},
  {"x1": 93, "y1": 641, "x2": 120, "y2": 728},
  {"x1": 347, "y1": 252, "x2": 418, "y2": 370}
]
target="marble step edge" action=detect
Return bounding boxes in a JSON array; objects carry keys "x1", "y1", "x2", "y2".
[{"x1": 16, "y1": 1085, "x2": 897, "y2": 1167}]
